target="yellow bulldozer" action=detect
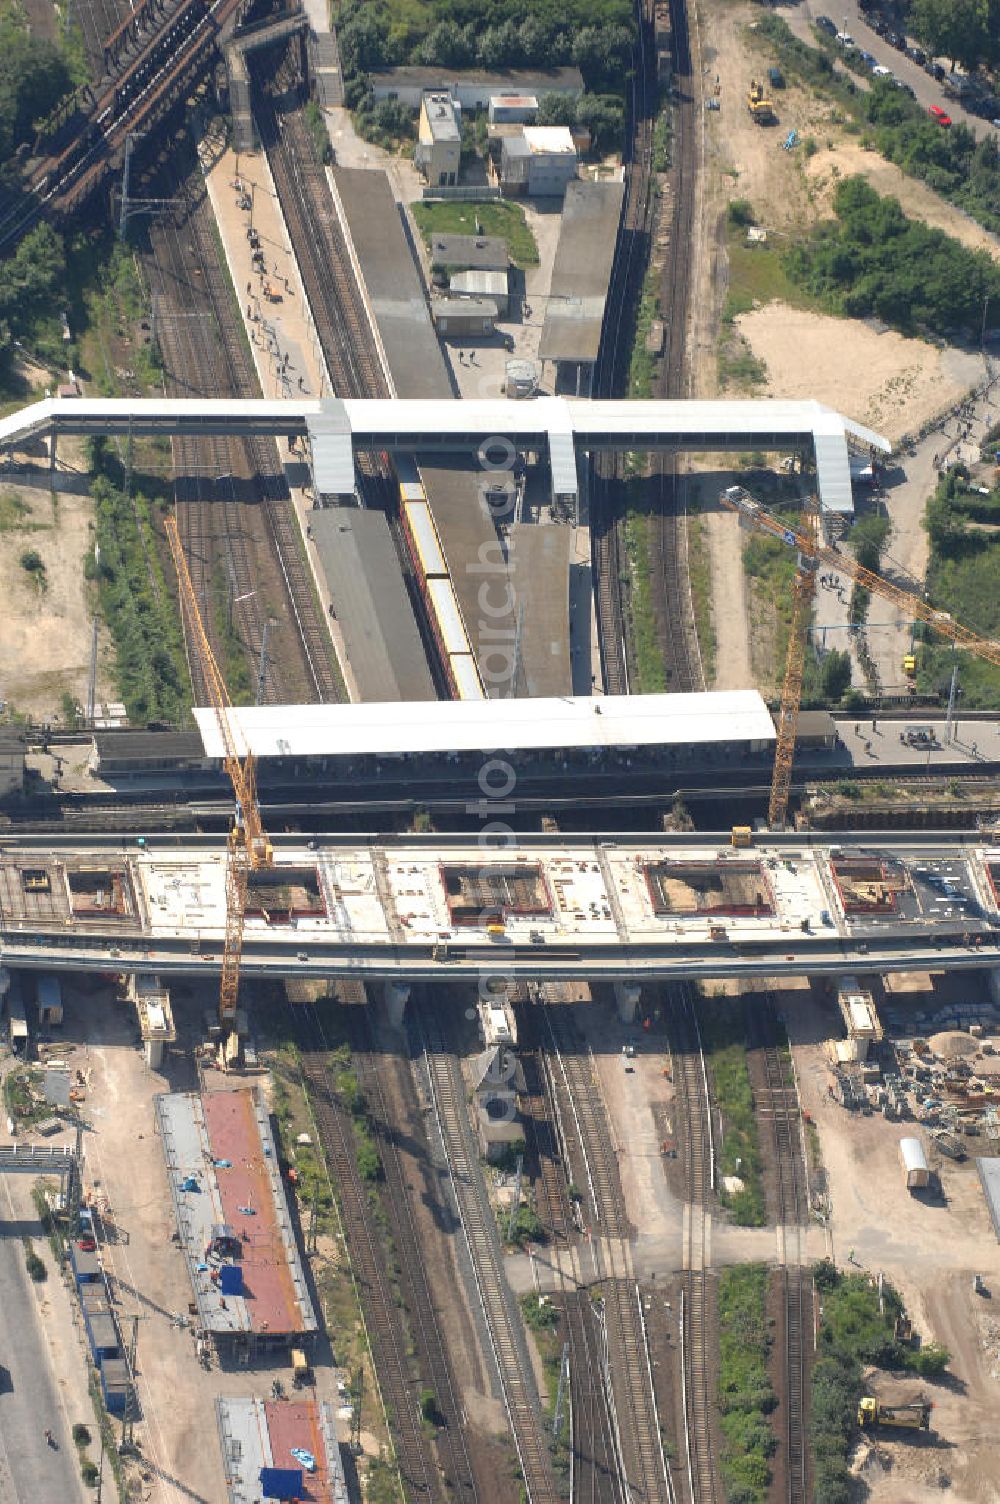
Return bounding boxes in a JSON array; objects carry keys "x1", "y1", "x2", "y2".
[
  {"x1": 747, "y1": 80, "x2": 777, "y2": 124},
  {"x1": 858, "y1": 1396, "x2": 931, "y2": 1431}
]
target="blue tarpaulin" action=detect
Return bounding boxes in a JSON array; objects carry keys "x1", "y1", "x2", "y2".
[
  {"x1": 259, "y1": 1465, "x2": 304, "y2": 1500},
  {"x1": 219, "y1": 1264, "x2": 244, "y2": 1295}
]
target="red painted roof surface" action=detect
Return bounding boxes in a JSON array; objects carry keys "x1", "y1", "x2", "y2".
[
  {"x1": 202, "y1": 1090, "x2": 302, "y2": 1333},
  {"x1": 264, "y1": 1400, "x2": 334, "y2": 1502}
]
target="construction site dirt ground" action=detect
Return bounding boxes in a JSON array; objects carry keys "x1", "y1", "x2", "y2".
[
  {"x1": 686, "y1": 0, "x2": 998, "y2": 692},
  {"x1": 0, "y1": 463, "x2": 115, "y2": 723},
  {"x1": 779, "y1": 979, "x2": 1000, "y2": 1504},
  {"x1": 21, "y1": 978, "x2": 346, "y2": 1504}
]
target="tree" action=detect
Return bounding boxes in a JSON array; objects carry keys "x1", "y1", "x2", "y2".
[
  {"x1": 850, "y1": 514, "x2": 890, "y2": 573},
  {"x1": 910, "y1": 0, "x2": 995, "y2": 72},
  {"x1": 820, "y1": 649, "x2": 852, "y2": 703},
  {"x1": 537, "y1": 92, "x2": 578, "y2": 127},
  {"x1": 575, "y1": 93, "x2": 625, "y2": 153},
  {"x1": 571, "y1": 25, "x2": 634, "y2": 89}
]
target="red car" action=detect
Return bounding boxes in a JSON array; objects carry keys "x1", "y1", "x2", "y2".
[
  {"x1": 77, "y1": 1235, "x2": 96, "y2": 1252},
  {"x1": 928, "y1": 105, "x2": 952, "y2": 126}
]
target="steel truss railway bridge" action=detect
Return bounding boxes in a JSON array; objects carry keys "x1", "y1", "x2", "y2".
[
  {"x1": 0, "y1": 831, "x2": 997, "y2": 997},
  {"x1": 0, "y1": 396, "x2": 890, "y2": 519}
]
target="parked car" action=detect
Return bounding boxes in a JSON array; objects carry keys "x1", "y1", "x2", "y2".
[
  {"x1": 859, "y1": 50, "x2": 876, "y2": 67},
  {"x1": 928, "y1": 104, "x2": 952, "y2": 126},
  {"x1": 815, "y1": 15, "x2": 837, "y2": 36},
  {"x1": 907, "y1": 45, "x2": 928, "y2": 65},
  {"x1": 872, "y1": 65, "x2": 894, "y2": 79},
  {"x1": 925, "y1": 61, "x2": 946, "y2": 81},
  {"x1": 836, "y1": 31, "x2": 855, "y2": 48},
  {"x1": 893, "y1": 80, "x2": 916, "y2": 97},
  {"x1": 886, "y1": 30, "x2": 905, "y2": 49},
  {"x1": 77, "y1": 1234, "x2": 96, "y2": 1252}
]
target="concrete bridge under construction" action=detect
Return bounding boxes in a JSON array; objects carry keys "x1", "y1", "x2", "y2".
[{"x1": 0, "y1": 832, "x2": 998, "y2": 1009}]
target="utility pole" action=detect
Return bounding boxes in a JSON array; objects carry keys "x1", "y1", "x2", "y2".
[
  {"x1": 506, "y1": 1154, "x2": 524, "y2": 1242},
  {"x1": 119, "y1": 133, "x2": 139, "y2": 241},
  {"x1": 552, "y1": 1342, "x2": 569, "y2": 1440},
  {"x1": 946, "y1": 662, "x2": 959, "y2": 744},
  {"x1": 122, "y1": 1315, "x2": 140, "y2": 1449},
  {"x1": 255, "y1": 620, "x2": 271, "y2": 706},
  {"x1": 86, "y1": 611, "x2": 99, "y2": 725}
]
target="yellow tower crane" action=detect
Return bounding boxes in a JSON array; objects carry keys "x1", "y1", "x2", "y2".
[
  {"x1": 720, "y1": 487, "x2": 1000, "y2": 829},
  {"x1": 164, "y1": 515, "x2": 273, "y2": 1041}
]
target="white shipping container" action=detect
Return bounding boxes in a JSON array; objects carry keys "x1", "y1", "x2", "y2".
[{"x1": 899, "y1": 1136, "x2": 929, "y2": 1190}]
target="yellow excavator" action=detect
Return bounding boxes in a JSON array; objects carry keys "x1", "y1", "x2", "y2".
[
  {"x1": 858, "y1": 1396, "x2": 931, "y2": 1431},
  {"x1": 747, "y1": 80, "x2": 777, "y2": 124}
]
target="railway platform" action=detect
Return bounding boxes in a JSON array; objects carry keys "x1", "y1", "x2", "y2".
[{"x1": 201, "y1": 135, "x2": 359, "y2": 698}]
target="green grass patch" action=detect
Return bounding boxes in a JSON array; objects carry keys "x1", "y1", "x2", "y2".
[
  {"x1": 88, "y1": 450, "x2": 190, "y2": 725},
  {"x1": 0, "y1": 489, "x2": 32, "y2": 531},
  {"x1": 700, "y1": 998, "x2": 765, "y2": 1225},
  {"x1": 811, "y1": 1260, "x2": 948, "y2": 1503},
  {"x1": 211, "y1": 561, "x2": 254, "y2": 706},
  {"x1": 412, "y1": 199, "x2": 539, "y2": 268},
  {"x1": 914, "y1": 468, "x2": 1000, "y2": 708},
  {"x1": 718, "y1": 1264, "x2": 777, "y2": 1504},
  {"x1": 686, "y1": 500, "x2": 715, "y2": 684},
  {"x1": 628, "y1": 265, "x2": 660, "y2": 398},
  {"x1": 623, "y1": 481, "x2": 666, "y2": 693}
]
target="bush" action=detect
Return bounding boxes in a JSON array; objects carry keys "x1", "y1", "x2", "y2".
[
  {"x1": 420, "y1": 1388, "x2": 443, "y2": 1426},
  {"x1": 522, "y1": 1292, "x2": 559, "y2": 1331},
  {"x1": 25, "y1": 1245, "x2": 46, "y2": 1282},
  {"x1": 905, "y1": 1342, "x2": 951, "y2": 1376},
  {"x1": 509, "y1": 1202, "x2": 543, "y2": 1247},
  {"x1": 718, "y1": 1265, "x2": 776, "y2": 1504},
  {"x1": 728, "y1": 198, "x2": 756, "y2": 228},
  {"x1": 72, "y1": 1424, "x2": 91, "y2": 1446},
  {"x1": 19, "y1": 548, "x2": 46, "y2": 586},
  {"x1": 355, "y1": 1134, "x2": 382, "y2": 1183},
  {"x1": 88, "y1": 457, "x2": 190, "y2": 725},
  {"x1": 784, "y1": 176, "x2": 1000, "y2": 339},
  {"x1": 80, "y1": 1459, "x2": 99, "y2": 1486}
]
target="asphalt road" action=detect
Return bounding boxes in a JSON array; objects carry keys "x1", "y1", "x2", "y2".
[
  {"x1": 799, "y1": 0, "x2": 999, "y2": 138},
  {"x1": 0, "y1": 1179, "x2": 85, "y2": 1503}
]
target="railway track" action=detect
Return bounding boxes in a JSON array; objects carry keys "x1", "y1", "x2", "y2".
[
  {"x1": 648, "y1": 0, "x2": 703, "y2": 694},
  {"x1": 252, "y1": 59, "x2": 389, "y2": 407},
  {"x1": 755, "y1": 999, "x2": 810, "y2": 1504},
  {"x1": 296, "y1": 1000, "x2": 444, "y2": 1502},
  {"x1": 0, "y1": 0, "x2": 245, "y2": 245},
  {"x1": 74, "y1": 0, "x2": 131, "y2": 80},
  {"x1": 517, "y1": 1012, "x2": 624, "y2": 1504},
  {"x1": 590, "y1": 0, "x2": 659, "y2": 695},
  {"x1": 418, "y1": 1007, "x2": 561, "y2": 1504},
  {"x1": 345, "y1": 1004, "x2": 478, "y2": 1504},
  {"x1": 542, "y1": 996, "x2": 674, "y2": 1504},
  {"x1": 668, "y1": 984, "x2": 719, "y2": 1504},
  {"x1": 148, "y1": 162, "x2": 340, "y2": 703}
]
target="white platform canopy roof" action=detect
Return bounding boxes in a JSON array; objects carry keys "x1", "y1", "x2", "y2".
[
  {"x1": 0, "y1": 396, "x2": 890, "y2": 516},
  {"x1": 193, "y1": 690, "x2": 777, "y2": 760}
]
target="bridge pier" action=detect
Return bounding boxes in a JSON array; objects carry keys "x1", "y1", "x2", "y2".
[
  {"x1": 384, "y1": 980, "x2": 410, "y2": 1028},
  {"x1": 614, "y1": 982, "x2": 641, "y2": 1023}
]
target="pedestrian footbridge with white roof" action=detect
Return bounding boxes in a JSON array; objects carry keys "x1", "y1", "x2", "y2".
[{"x1": 0, "y1": 396, "x2": 890, "y2": 516}]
